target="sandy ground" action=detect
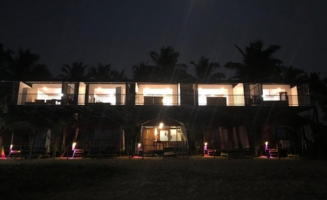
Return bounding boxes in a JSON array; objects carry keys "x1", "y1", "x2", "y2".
[{"x1": 1, "y1": 156, "x2": 327, "y2": 200}]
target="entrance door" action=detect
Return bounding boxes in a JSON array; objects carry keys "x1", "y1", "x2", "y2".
[{"x1": 159, "y1": 130, "x2": 169, "y2": 141}]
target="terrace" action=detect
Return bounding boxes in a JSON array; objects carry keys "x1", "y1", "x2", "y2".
[{"x1": 13, "y1": 81, "x2": 311, "y2": 107}]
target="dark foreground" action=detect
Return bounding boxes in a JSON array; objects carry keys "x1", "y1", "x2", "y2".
[{"x1": 1, "y1": 157, "x2": 327, "y2": 200}]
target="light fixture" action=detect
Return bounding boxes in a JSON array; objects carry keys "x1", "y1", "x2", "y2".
[
  {"x1": 159, "y1": 123, "x2": 163, "y2": 129},
  {"x1": 72, "y1": 142, "x2": 76, "y2": 150}
]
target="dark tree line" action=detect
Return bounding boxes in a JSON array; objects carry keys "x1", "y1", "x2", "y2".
[
  {"x1": 1, "y1": 41, "x2": 326, "y2": 84},
  {"x1": 1, "y1": 40, "x2": 326, "y2": 115}
]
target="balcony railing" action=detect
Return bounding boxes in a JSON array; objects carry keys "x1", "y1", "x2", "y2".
[{"x1": 11, "y1": 93, "x2": 312, "y2": 106}]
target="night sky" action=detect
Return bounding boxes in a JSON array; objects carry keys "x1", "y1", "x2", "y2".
[{"x1": 1, "y1": 0, "x2": 327, "y2": 79}]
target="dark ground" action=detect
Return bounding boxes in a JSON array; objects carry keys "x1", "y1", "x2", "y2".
[{"x1": 1, "y1": 156, "x2": 327, "y2": 200}]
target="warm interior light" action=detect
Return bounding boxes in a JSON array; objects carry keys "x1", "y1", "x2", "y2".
[
  {"x1": 159, "y1": 123, "x2": 163, "y2": 129},
  {"x1": 265, "y1": 141, "x2": 268, "y2": 146},
  {"x1": 204, "y1": 142, "x2": 207, "y2": 146}
]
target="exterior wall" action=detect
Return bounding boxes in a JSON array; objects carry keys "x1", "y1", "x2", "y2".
[
  {"x1": 88, "y1": 83, "x2": 126, "y2": 105},
  {"x1": 17, "y1": 82, "x2": 63, "y2": 105},
  {"x1": 78, "y1": 82, "x2": 86, "y2": 105},
  {"x1": 262, "y1": 84, "x2": 298, "y2": 106},
  {"x1": 136, "y1": 83, "x2": 179, "y2": 105},
  {"x1": 233, "y1": 83, "x2": 245, "y2": 106},
  {"x1": 17, "y1": 82, "x2": 31, "y2": 105},
  {"x1": 290, "y1": 86, "x2": 299, "y2": 106},
  {"x1": 197, "y1": 84, "x2": 234, "y2": 106}
]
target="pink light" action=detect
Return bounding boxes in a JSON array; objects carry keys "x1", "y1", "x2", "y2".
[
  {"x1": 10, "y1": 145, "x2": 13, "y2": 151},
  {"x1": 72, "y1": 142, "x2": 76, "y2": 150}
]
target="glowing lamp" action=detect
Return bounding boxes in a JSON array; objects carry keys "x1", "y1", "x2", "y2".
[
  {"x1": 265, "y1": 141, "x2": 268, "y2": 146},
  {"x1": 138, "y1": 143, "x2": 141, "y2": 148},
  {"x1": 72, "y1": 142, "x2": 76, "y2": 150},
  {"x1": 159, "y1": 123, "x2": 163, "y2": 129},
  {"x1": 10, "y1": 144, "x2": 13, "y2": 150},
  {"x1": 204, "y1": 142, "x2": 207, "y2": 146}
]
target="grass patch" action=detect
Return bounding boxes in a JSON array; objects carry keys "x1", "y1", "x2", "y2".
[{"x1": 0, "y1": 162, "x2": 124, "y2": 197}]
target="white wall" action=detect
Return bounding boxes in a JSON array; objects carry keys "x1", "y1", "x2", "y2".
[
  {"x1": 17, "y1": 82, "x2": 31, "y2": 105},
  {"x1": 198, "y1": 84, "x2": 234, "y2": 106},
  {"x1": 18, "y1": 82, "x2": 63, "y2": 104},
  {"x1": 262, "y1": 84, "x2": 290, "y2": 101},
  {"x1": 88, "y1": 83, "x2": 126, "y2": 105},
  {"x1": 290, "y1": 86, "x2": 299, "y2": 106},
  {"x1": 78, "y1": 82, "x2": 86, "y2": 105},
  {"x1": 233, "y1": 83, "x2": 244, "y2": 106},
  {"x1": 136, "y1": 83, "x2": 179, "y2": 105}
]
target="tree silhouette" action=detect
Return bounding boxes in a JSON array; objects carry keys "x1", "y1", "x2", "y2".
[
  {"x1": 280, "y1": 66, "x2": 306, "y2": 83},
  {"x1": 110, "y1": 69, "x2": 126, "y2": 82},
  {"x1": 88, "y1": 63, "x2": 113, "y2": 82},
  {"x1": 150, "y1": 46, "x2": 188, "y2": 82},
  {"x1": 225, "y1": 40, "x2": 283, "y2": 82},
  {"x1": 29, "y1": 64, "x2": 53, "y2": 81},
  {"x1": 0, "y1": 46, "x2": 52, "y2": 81},
  {"x1": 132, "y1": 61, "x2": 159, "y2": 82},
  {"x1": 0, "y1": 43, "x2": 14, "y2": 80},
  {"x1": 190, "y1": 56, "x2": 225, "y2": 83},
  {"x1": 58, "y1": 62, "x2": 88, "y2": 81}
]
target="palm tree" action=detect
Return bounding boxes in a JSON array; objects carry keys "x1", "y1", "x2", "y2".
[
  {"x1": 87, "y1": 63, "x2": 113, "y2": 82},
  {"x1": 225, "y1": 40, "x2": 283, "y2": 82},
  {"x1": 12, "y1": 49, "x2": 40, "y2": 81},
  {"x1": 110, "y1": 69, "x2": 126, "y2": 82},
  {"x1": 280, "y1": 66, "x2": 306, "y2": 83},
  {"x1": 190, "y1": 56, "x2": 225, "y2": 83},
  {"x1": 132, "y1": 61, "x2": 159, "y2": 82},
  {"x1": 1, "y1": 47, "x2": 52, "y2": 81},
  {"x1": 304, "y1": 72, "x2": 327, "y2": 106},
  {"x1": 150, "y1": 46, "x2": 188, "y2": 82},
  {"x1": 0, "y1": 43, "x2": 14, "y2": 80},
  {"x1": 29, "y1": 64, "x2": 53, "y2": 81},
  {"x1": 58, "y1": 62, "x2": 88, "y2": 81}
]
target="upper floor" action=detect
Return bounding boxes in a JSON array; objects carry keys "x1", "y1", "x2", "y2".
[{"x1": 5, "y1": 81, "x2": 311, "y2": 107}]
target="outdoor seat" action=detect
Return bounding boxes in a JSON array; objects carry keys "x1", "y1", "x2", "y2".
[
  {"x1": 72, "y1": 148, "x2": 84, "y2": 158},
  {"x1": 8, "y1": 146, "x2": 29, "y2": 159},
  {"x1": 174, "y1": 148, "x2": 189, "y2": 158},
  {"x1": 163, "y1": 147, "x2": 177, "y2": 159},
  {"x1": 8, "y1": 148, "x2": 21, "y2": 158}
]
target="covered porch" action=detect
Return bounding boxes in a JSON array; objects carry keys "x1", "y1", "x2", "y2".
[
  {"x1": 68, "y1": 116, "x2": 125, "y2": 158},
  {"x1": 138, "y1": 116, "x2": 188, "y2": 156}
]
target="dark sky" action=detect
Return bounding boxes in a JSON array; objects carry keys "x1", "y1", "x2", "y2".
[{"x1": 1, "y1": 0, "x2": 327, "y2": 79}]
